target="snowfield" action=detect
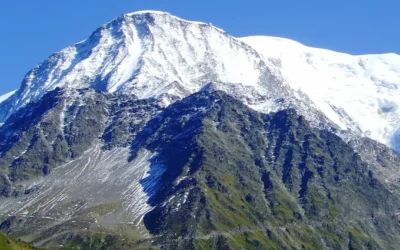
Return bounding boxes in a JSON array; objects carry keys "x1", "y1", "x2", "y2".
[{"x1": 240, "y1": 36, "x2": 400, "y2": 150}]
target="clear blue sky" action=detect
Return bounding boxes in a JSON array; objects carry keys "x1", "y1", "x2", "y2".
[{"x1": 0, "y1": 0, "x2": 399, "y2": 95}]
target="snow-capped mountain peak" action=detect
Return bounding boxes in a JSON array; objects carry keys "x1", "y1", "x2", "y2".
[
  {"x1": 0, "y1": 11, "x2": 277, "y2": 122},
  {"x1": 2, "y1": 11, "x2": 400, "y2": 152}
]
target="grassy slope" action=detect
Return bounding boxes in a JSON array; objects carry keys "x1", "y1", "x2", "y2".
[{"x1": 0, "y1": 233, "x2": 39, "y2": 250}]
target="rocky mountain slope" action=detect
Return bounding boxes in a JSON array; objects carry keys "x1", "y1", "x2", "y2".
[
  {"x1": 0, "y1": 89, "x2": 399, "y2": 249},
  {"x1": 136, "y1": 90, "x2": 400, "y2": 249},
  {"x1": 1, "y1": 10, "x2": 400, "y2": 249}
]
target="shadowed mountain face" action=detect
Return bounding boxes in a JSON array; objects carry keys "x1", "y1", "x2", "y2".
[
  {"x1": 1, "y1": 88, "x2": 399, "y2": 249},
  {"x1": 132, "y1": 90, "x2": 400, "y2": 249}
]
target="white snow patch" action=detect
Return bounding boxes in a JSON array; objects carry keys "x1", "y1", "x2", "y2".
[
  {"x1": 0, "y1": 90, "x2": 16, "y2": 103},
  {"x1": 108, "y1": 19, "x2": 143, "y2": 93},
  {"x1": 182, "y1": 191, "x2": 189, "y2": 204}
]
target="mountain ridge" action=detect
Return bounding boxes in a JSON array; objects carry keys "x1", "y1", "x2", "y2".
[
  {"x1": 241, "y1": 35, "x2": 399, "y2": 57},
  {"x1": 2, "y1": 11, "x2": 400, "y2": 154}
]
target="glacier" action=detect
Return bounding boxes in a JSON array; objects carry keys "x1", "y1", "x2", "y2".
[{"x1": 240, "y1": 36, "x2": 400, "y2": 151}]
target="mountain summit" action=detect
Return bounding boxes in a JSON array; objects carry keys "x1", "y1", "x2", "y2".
[
  {"x1": 2, "y1": 11, "x2": 400, "y2": 153},
  {"x1": 0, "y1": 11, "x2": 289, "y2": 121}
]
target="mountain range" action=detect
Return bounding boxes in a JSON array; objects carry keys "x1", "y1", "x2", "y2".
[{"x1": 0, "y1": 11, "x2": 400, "y2": 249}]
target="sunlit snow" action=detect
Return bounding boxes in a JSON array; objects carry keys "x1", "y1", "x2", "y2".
[
  {"x1": 0, "y1": 90, "x2": 16, "y2": 104},
  {"x1": 240, "y1": 36, "x2": 400, "y2": 150}
]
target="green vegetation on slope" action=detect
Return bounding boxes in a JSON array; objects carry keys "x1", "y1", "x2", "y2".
[
  {"x1": 0, "y1": 233, "x2": 40, "y2": 250},
  {"x1": 139, "y1": 90, "x2": 400, "y2": 249}
]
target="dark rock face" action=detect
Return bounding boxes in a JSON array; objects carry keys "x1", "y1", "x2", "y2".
[
  {"x1": 125, "y1": 90, "x2": 400, "y2": 249},
  {"x1": 0, "y1": 89, "x2": 400, "y2": 249}
]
